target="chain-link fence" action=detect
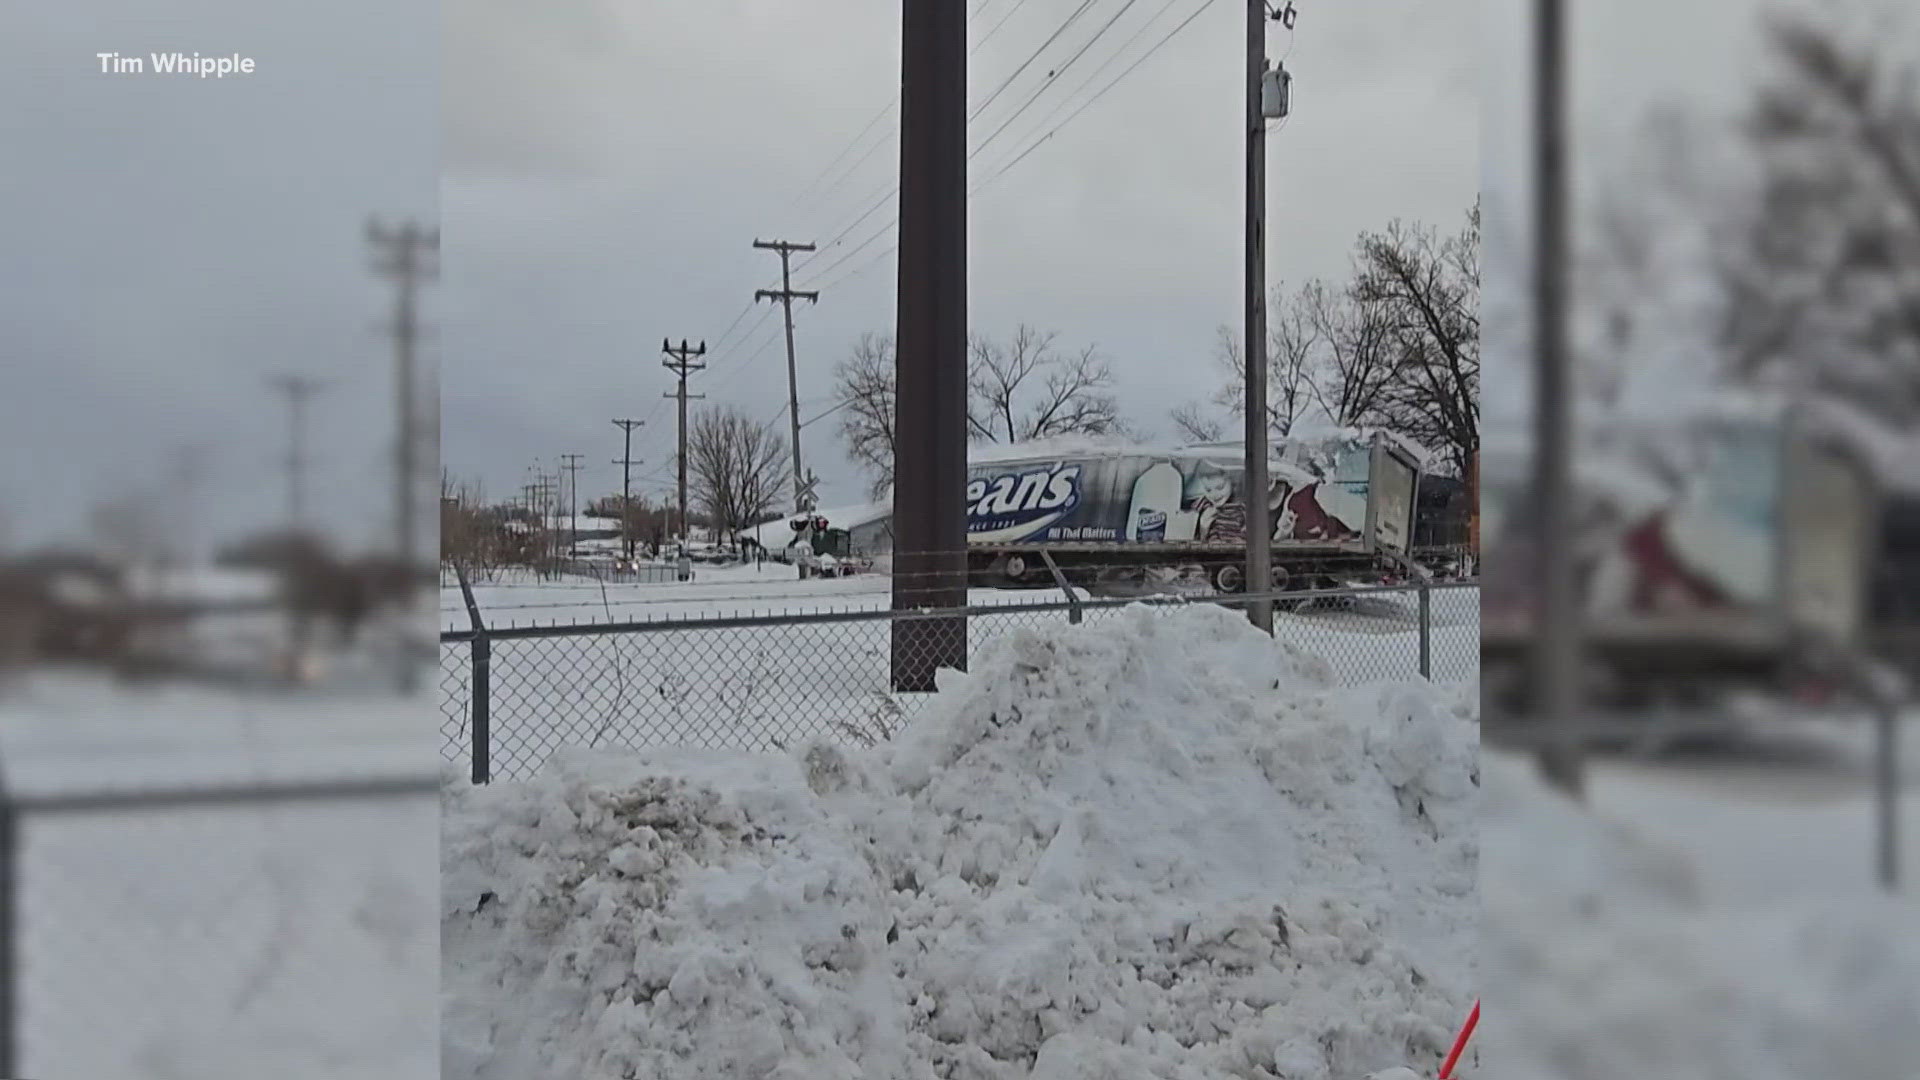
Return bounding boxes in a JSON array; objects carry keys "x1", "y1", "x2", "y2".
[
  {"x1": 0, "y1": 769, "x2": 440, "y2": 1077},
  {"x1": 441, "y1": 581, "x2": 1478, "y2": 783}
]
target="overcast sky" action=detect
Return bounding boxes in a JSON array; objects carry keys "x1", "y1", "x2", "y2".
[
  {"x1": 442, "y1": 0, "x2": 1479, "y2": 514},
  {"x1": 3, "y1": 1, "x2": 436, "y2": 552},
  {"x1": 1476, "y1": 0, "x2": 1912, "y2": 429}
]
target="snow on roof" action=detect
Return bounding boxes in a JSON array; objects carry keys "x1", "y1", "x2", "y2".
[
  {"x1": 969, "y1": 427, "x2": 1435, "y2": 469},
  {"x1": 967, "y1": 435, "x2": 1154, "y2": 464}
]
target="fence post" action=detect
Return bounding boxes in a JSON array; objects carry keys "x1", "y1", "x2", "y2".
[
  {"x1": 1418, "y1": 579, "x2": 1432, "y2": 680},
  {"x1": 1877, "y1": 692, "x2": 1898, "y2": 890},
  {"x1": 0, "y1": 777, "x2": 15, "y2": 1079},
  {"x1": 455, "y1": 563, "x2": 493, "y2": 785},
  {"x1": 471, "y1": 637, "x2": 492, "y2": 785},
  {"x1": 1039, "y1": 551, "x2": 1081, "y2": 625}
]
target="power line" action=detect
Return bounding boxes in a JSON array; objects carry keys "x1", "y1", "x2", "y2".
[
  {"x1": 695, "y1": 306, "x2": 787, "y2": 407},
  {"x1": 969, "y1": 0, "x2": 1147, "y2": 164},
  {"x1": 791, "y1": 1, "x2": 1025, "y2": 255},
  {"x1": 975, "y1": 0, "x2": 1223, "y2": 192},
  {"x1": 806, "y1": 0, "x2": 1207, "y2": 291},
  {"x1": 971, "y1": 0, "x2": 1036, "y2": 56},
  {"x1": 806, "y1": 0, "x2": 1217, "y2": 298},
  {"x1": 977, "y1": 0, "x2": 1185, "y2": 170},
  {"x1": 968, "y1": 0, "x2": 1099, "y2": 126},
  {"x1": 790, "y1": 100, "x2": 897, "y2": 210},
  {"x1": 799, "y1": 0, "x2": 1103, "y2": 263},
  {"x1": 795, "y1": 217, "x2": 898, "y2": 290},
  {"x1": 801, "y1": 397, "x2": 854, "y2": 429},
  {"x1": 797, "y1": 183, "x2": 901, "y2": 275}
]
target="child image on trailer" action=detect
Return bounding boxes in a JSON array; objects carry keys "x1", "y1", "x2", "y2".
[{"x1": 1169, "y1": 457, "x2": 1362, "y2": 545}]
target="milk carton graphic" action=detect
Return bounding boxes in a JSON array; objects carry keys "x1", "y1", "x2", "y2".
[{"x1": 1126, "y1": 462, "x2": 1185, "y2": 541}]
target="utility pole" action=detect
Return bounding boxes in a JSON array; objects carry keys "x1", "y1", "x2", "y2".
[
  {"x1": 1242, "y1": 0, "x2": 1294, "y2": 634},
  {"x1": 266, "y1": 374, "x2": 325, "y2": 530},
  {"x1": 537, "y1": 475, "x2": 560, "y2": 565},
  {"x1": 753, "y1": 239, "x2": 820, "y2": 513},
  {"x1": 559, "y1": 453, "x2": 585, "y2": 556},
  {"x1": 1532, "y1": 0, "x2": 1584, "y2": 799},
  {"x1": 368, "y1": 218, "x2": 436, "y2": 693},
  {"x1": 612, "y1": 419, "x2": 645, "y2": 561},
  {"x1": 891, "y1": 0, "x2": 968, "y2": 692},
  {"x1": 167, "y1": 443, "x2": 208, "y2": 579},
  {"x1": 367, "y1": 219, "x2": 438, "y2": 573},
  {"x1": 662, "y1": 339, "x2": 707, "y2": 549}
]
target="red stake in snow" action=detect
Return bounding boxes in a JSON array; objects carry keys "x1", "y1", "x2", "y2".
[{"x1": 1437, "y1": 999, "x2": 1479, "y2": 1078}]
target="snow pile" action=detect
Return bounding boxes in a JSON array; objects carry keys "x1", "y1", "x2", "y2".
[
  {"x1": 1480, "y1": 752, "x2": 1920, "y2": 1079},
  {"x1": 443, "y1": 605, "x2": 1478, "y2": 1080}
]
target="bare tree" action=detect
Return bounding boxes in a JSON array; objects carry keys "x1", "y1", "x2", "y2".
[
  {"x1": 1303, "y1": 278, "x2": 1400, "y2": 430},
  {"x1": 1724, "y1": 12, "x2": 1920, "y2": 421},
  {"x1": 1210, "y1": 285, "x2": 1320, "y2": 441},
  {"x1": 834, "y1": 333, "x2": 898, "y2": 498},
  {"x1": 1353, "y1": 206, "x2": 1482, "y2": 475},
  {"x1": 1170, "y1": 401, "x2": 1226, "y2": 442},
  {"x1": 834, "y1": 324, "x2": 1126, "y2": 492},
  {"x1": 688, "y1": 406, "x2": 790, "y2": 547},
  {"x1": 967, "y1": 325, "x2": 1123, "y2": 443}
]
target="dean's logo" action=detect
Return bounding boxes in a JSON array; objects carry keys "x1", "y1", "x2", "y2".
[{"x1": 965, "y1": 464, "x2": 1082, "y2": 542}]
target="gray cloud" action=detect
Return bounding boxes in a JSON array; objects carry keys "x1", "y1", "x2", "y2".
[
  {"x1": 443, "y1": 0, "x2": 1478, "y2": 512},
  {"x1": 2, "y1": 0, "x2": 436, "y2": 551}
]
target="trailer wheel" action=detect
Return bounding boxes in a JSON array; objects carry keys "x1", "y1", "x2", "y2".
[
  {"x1": 989, "y1": 553, "x2": 1031, "y2": 588},
  {"x1": 1211, "y1": 563, "x2": 1245, "y2": 593},
  {"x1": 1269, "y1": 564, "x2": 1311, "y2": 612}
]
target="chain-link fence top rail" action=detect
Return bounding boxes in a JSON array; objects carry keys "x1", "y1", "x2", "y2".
[{"x1": 439, "y1": 582, "x2": 1478, "y2": 782}]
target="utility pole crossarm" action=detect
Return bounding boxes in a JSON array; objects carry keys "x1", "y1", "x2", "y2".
[{"x1": 755, "y1": 289, "x2": 820, "y2": 304}]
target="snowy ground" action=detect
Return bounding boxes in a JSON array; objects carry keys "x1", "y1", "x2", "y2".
[
  {"x1": 1481, "y1": 744, "x2": 1920, "y2": 1078},
  {"x1": 443, "y1": 605, "x2": 1481, "y2": 1080},
  {"x1": 441, "y1": 563, "x2": 1070, "y2": 629},
  {"x1": 0, "y1": 659, "x2": 440, "y2": 1077}
]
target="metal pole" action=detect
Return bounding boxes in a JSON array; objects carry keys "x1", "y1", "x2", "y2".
[
  {"x1": 289, "y1": 389, "x2": 309, "y2": 526},
  {"x1": 1533, "y1": 0, "x2": 1584, "y2": 798},
  {"x1": 1419, "y1": 580, "x2": 1433, "y2": 679},
  {"x1": 1243, "y1": 0, "x2": 1274, "y2": 633},
  {"x1": 396, "y1": 234, "x2": 417, "y2": 584},
  {"x1": 891, "y1": 0, "x2": 969, "y2": 692},
  {"x1": 613, "y1": 419, "x2": 643, "y2": 563},
  {"x1": 0, "y1": 780, "x2": 15, "y2": 1078},
  {"x1": 456, "y1": 564, "x2": 492, "y2": 784},
  {"x1": 677, "y1": 382, "x2": 689, "y2": 550},
  {"x1": 1878, "y1": 696, "x2": 1899, "y2": 889},
  {"x1": 471, "y1": 636, "x2": 491, "y2": 785},
  {"x1": 780, "y1": 252, "x2": 807, "y2": 513}
]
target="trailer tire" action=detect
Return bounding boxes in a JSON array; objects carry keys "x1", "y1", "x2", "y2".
[
  {"x1": 989, "y1": 553, "x2": 1031, "y2": 588},
  {"x1": 1212, "y1": 563, "x2": 1245, "y2": 594}
]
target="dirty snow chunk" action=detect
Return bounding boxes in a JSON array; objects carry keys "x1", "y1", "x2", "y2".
[{"x1": 444, "y1": 605, "x2": 1478, "y2": 1080}]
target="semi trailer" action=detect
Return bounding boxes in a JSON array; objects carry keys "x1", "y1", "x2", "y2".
[
  {"x1": 959, "y1": 432, "x2": 1426, "y2": 591},
  {"x1": 1480, "y1": 395, "x2": 1891, "y2": 719}
]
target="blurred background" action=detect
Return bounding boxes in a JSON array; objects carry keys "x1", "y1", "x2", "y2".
[
  {"x1": 1482, "y1": 0, "x2": 1920, "y2": 1074},
  {"x1": 0, "y1": 2, "x2": 438, "y2": 1077}
]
